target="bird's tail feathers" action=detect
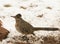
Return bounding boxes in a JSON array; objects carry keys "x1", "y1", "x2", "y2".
[{"x1": 33, "y1": 27, "x2": 59, "y2": 31}]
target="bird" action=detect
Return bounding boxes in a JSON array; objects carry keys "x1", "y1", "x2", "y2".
[{"x1": 11, "y1": 14, "x2": 59, "y2": 36}]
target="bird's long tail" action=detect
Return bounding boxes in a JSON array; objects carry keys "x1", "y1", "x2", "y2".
[{"x1": 33, "y1": 27, "x2": 59, "y2": 31}]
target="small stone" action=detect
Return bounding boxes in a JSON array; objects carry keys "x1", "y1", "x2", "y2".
[
  {"x1": 4, "y1": 4, "x2": 11, "y2": 7},
  {"x1": 20, "y1": 6, "x2": 27, "y2": 9},
  {"x1": 46, "y1": 7, "x2": 52, "y2": 9},
  {"x1": 37, "y1": 14, "x2": 43, "y2": 18}
]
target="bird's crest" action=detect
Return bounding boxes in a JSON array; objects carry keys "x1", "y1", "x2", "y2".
[{"x1": 16, "y1": 14, "x2": 21, "y2": 17}]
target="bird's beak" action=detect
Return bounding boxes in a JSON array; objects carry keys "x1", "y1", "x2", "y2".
[{"x1": 11, "y1": 16, "x2": 15, "y2": 18}]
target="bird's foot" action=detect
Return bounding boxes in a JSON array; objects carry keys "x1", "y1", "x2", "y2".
[{"x1": 21, "y1": 35, "x2": 29, "y2": 42}]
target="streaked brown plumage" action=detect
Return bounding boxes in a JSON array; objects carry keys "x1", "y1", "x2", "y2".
[{"x1": 11, "y1": 14, "x2": 59, "y2": 35}]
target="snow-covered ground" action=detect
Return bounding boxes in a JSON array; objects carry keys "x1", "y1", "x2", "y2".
[{"x1": 0, "y1": 0, "x2": 60, "y2": 44}]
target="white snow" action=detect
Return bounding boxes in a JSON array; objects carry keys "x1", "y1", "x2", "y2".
[{"x1": 0, "y1": 0, "x2": 60, "y2": 43}]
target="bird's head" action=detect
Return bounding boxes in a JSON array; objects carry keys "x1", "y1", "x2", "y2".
[{"x1": 11, "y1": 14, "x2": 22, "y2": 19}]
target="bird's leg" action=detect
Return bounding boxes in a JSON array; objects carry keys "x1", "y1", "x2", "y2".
[
  {"x1": 32, "y1": 33, "x2": 35, "y2": 35},
  {"x1": 22, "y1": 35, "x2": 29, "y2": 43}
]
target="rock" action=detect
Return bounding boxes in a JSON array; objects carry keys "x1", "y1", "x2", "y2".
[
  {"x1": 0, "y1": 20, "x2": 9, "y2": 41},
  {"x1": 42, "y1": 36, "x2": 59, "y2": 44}
]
